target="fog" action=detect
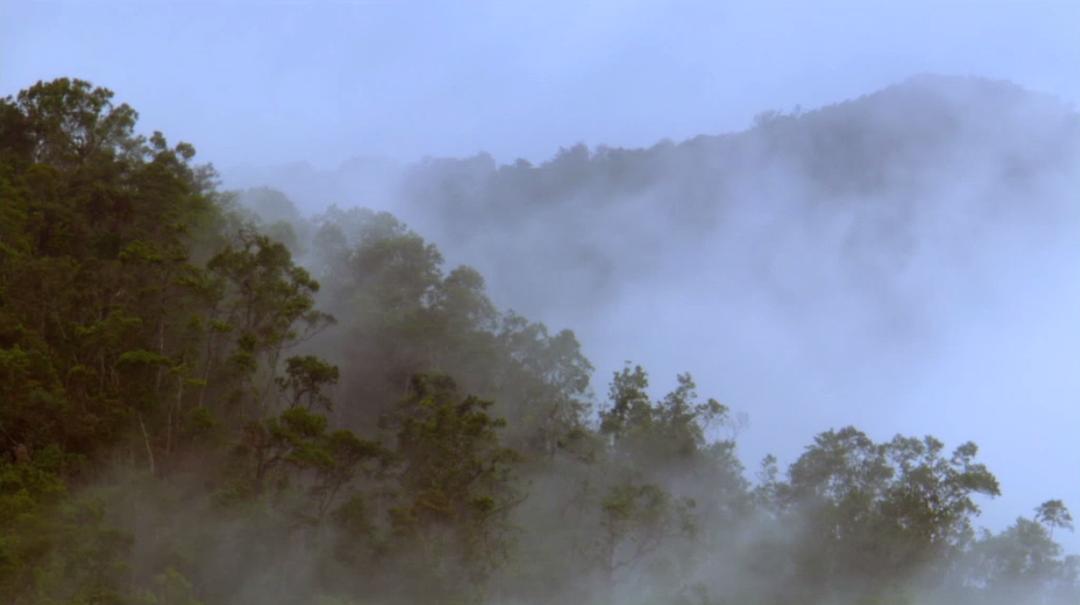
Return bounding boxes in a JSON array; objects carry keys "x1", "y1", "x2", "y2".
[
  {"x1": 225, "y1": 76, "x2": 1080, "y2": 551},
  {"x1": 6, "y1": 1, "x2": 1080, "y2": 602}
]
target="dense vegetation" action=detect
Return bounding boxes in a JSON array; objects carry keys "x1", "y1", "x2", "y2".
[{"x1": 1, "y1": 78, "x2": 1078, "y2": 605}]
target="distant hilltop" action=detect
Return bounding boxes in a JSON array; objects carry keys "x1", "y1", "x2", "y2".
[
  {"x1": 228, "y1": 74, "x2": 1080, "y2": 320},
  {"x1": 228, "y1": 73, "x2": 1078, "y2": 214}
]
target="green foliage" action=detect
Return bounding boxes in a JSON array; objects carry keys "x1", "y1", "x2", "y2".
[
  {"x1": 137, "y1": 567, "x2": 205, "y2": 605},
  {"x1": 776, "y1": 428, "x2": 1001, "y2": 601},
  {"x1": 276, "y1": 355, "x2": 339, "y2": 411},
  {"x1": 596, "y1": 482, "x2": 685, "y2": 582},
  {"x1": 1, "y1": 77, "x2": 1077, "y2": 605},
  {"x1": 1036, "y1": 499, "x2": 1074, "y2": 536},
  {"x1": 0, "y1": 448, "x2": 68, "y2": 597},
  {"x1": 388, "y1": 375, "x2": 521, "y2": 584},
  {"x1": 601, "y1": 365, "x2": 730, "y2": 473}
]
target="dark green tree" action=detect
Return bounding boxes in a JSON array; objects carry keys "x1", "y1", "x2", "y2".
[{"x1": 387, "y1": 374, "x2": 521, "y2": 601}]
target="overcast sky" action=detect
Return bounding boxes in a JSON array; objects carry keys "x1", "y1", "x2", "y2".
[{"x1": 3, "y1": 0, "x2": 1079, "y2": 169}]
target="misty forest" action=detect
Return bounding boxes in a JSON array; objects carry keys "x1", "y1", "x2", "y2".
[{"x1": 3, "y1": 75, "x2": 1080, "y2": 605}]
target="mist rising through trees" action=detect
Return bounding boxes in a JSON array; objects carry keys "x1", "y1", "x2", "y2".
[
  {"x1": 228, "y1": 75, "x2": 1080, "y2": 548},
  {"x1": 2, "y1": 77, "x2": 1079, "y2": 605}
]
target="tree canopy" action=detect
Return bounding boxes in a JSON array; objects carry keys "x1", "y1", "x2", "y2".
[{"x1": 0, "y1": 78, "x2": 1076, "y2": 605}]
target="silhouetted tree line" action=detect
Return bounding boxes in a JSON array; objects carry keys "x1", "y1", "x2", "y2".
[{"x1": 0, "y1": 78, "x2": 1077, "y2": 605}]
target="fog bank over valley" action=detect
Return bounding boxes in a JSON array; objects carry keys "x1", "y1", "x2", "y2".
[{"x1": 226, "y1": 74, "x2": 1080, "y2": 543}]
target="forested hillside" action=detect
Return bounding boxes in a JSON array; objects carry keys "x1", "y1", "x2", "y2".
[
  {"x1": 225, "y1": 75, "x2": 1080, "y2": 540},
  {"x1": 2, "y1": 78, "x2": 1079, "y2": 605},
  {"x1": 228, "y1": 75, "x2": 1080, "y2": 324}
]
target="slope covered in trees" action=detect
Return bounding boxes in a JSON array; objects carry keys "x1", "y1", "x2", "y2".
[
  {"x1": 227, "y1": 75, "x2": 1080, "y2": 323},
  {"x1": 2, "y1": 78, "x2": 1079, "y2": 604}
]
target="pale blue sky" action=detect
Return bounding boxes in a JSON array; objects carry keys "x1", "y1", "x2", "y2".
[{"x1": 4, "y1": 0, "x2": 1079, "y2": 168}]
